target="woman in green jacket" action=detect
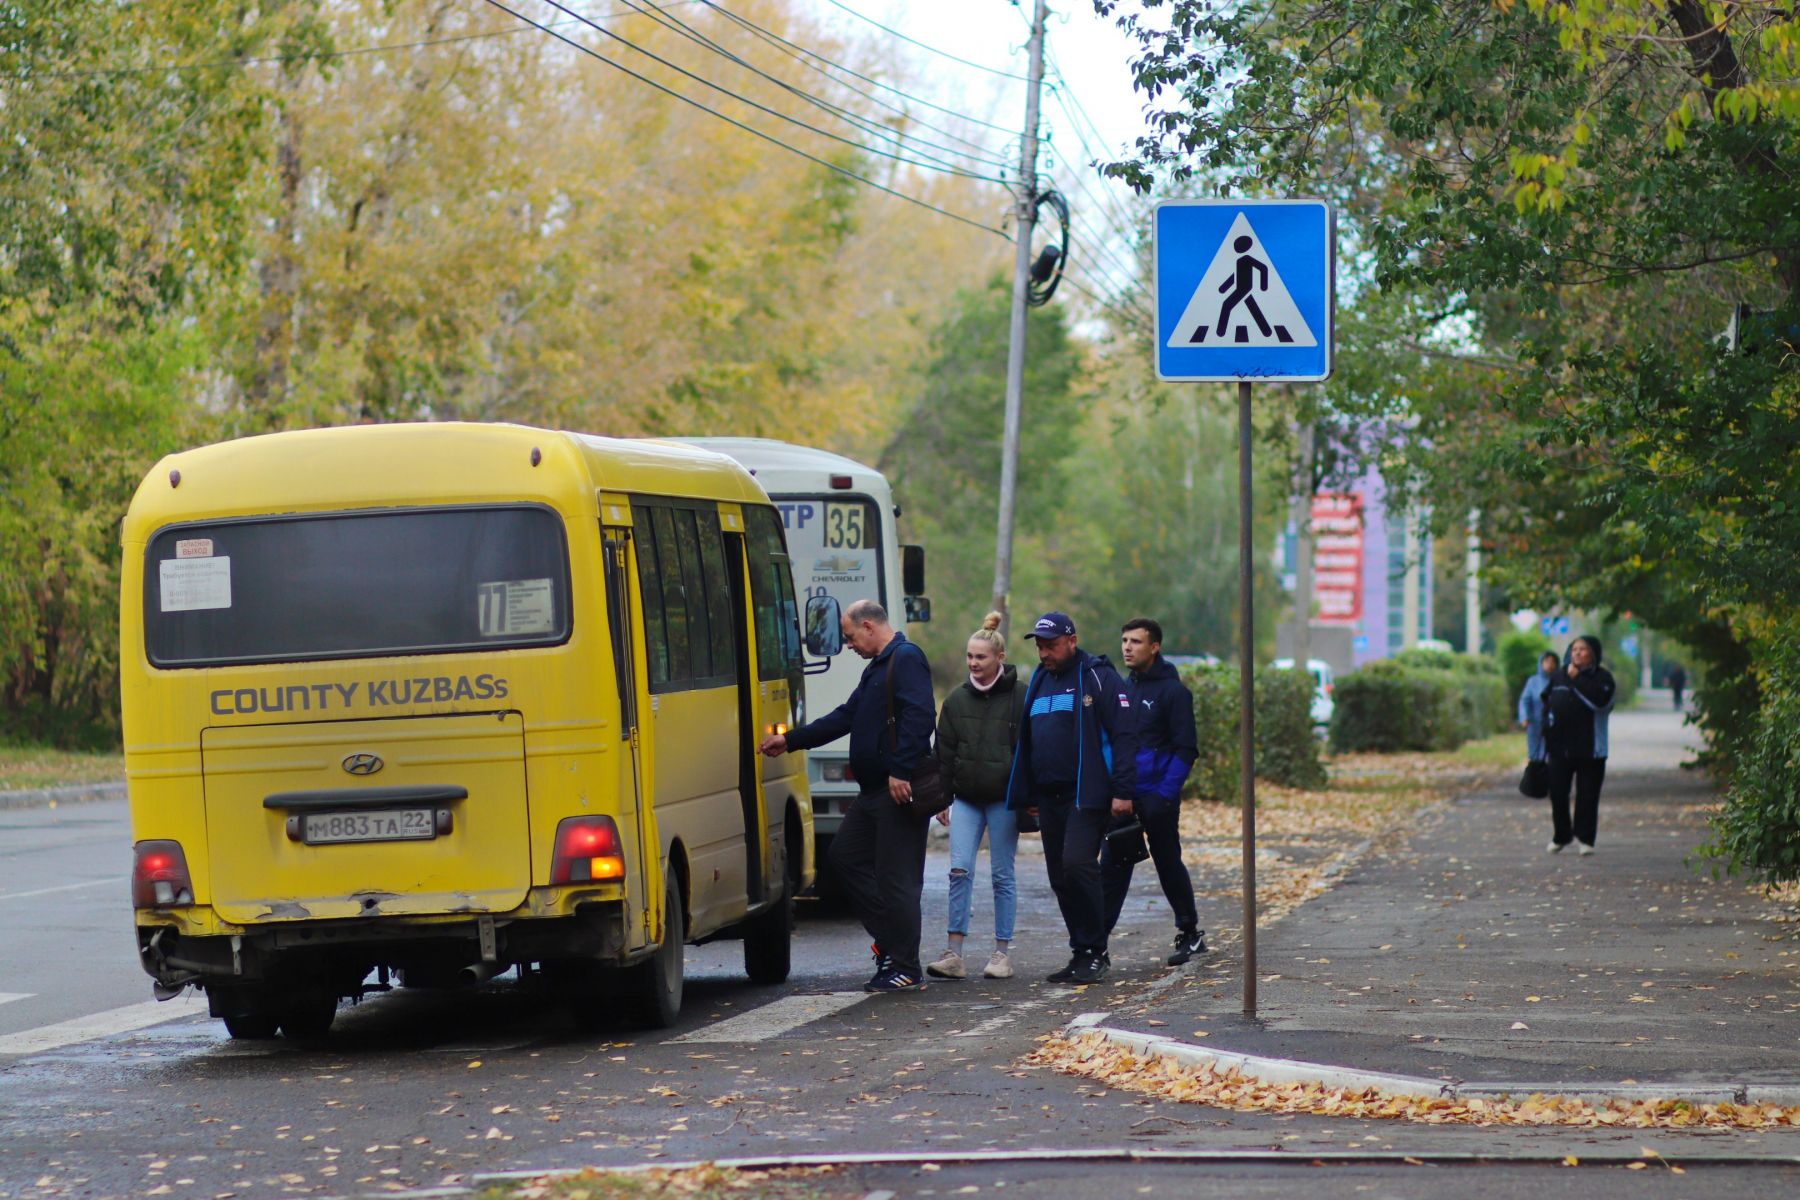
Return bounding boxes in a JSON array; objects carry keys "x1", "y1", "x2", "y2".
[{"x1": 926, "y1": 612, "x2": 1029, "y2": 980}]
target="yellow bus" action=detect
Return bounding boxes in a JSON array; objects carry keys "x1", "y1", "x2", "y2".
[{"x1": 120, "y1": 423, "x2": 812, "y2": 1039}]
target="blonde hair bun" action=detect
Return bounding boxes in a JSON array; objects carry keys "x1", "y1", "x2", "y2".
[{"x1": 980, "y1": 611, "x2": 1004, "y2": 632}]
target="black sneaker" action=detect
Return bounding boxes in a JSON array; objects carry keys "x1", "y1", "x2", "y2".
[
  {"x1": 865, "y1": 967, "x2": 926, "y2": 993},
  {"x1": 1168, "y1": 928, "x2": 1208, "y2": 966},
  {"x1": 1070, "y1": 951, "x2": 1110, "y2": 985},
  {"x1": 1045, "y1": 956, "x2": 1082, "y2": 983},
  {"x1": 867, "y1": 943, "x2": 892, "y2": 988}
]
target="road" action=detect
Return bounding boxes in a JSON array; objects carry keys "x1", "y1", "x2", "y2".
[{"x1": 5, "y1": 777, "x2": 1800, "y2": 1199}]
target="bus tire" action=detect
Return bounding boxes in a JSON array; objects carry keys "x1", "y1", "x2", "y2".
[
  {"x1": 743, "y1": 887, "x2": 792, "y2": 985},
  {"x1": 632, "y1": 873, "x2": 684, "y2": 1028},
  {"x1": 276, "y1": 989, "x2": 337, "y2": 1040},
  {"x1": 220, "y1": 1007, "x2": 280, "y2": 1040}
]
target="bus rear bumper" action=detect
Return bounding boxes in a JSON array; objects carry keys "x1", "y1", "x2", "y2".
[{"x1": 137, "y1": 901, "x2": 632, "y2": 995}]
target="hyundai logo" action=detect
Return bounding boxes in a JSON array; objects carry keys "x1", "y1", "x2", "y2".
[{"x1": 341, "y1": 752, "x2": 384, "y2": 776}]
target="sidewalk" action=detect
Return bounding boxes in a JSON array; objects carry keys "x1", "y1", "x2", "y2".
[{"x1": 1093, "y1": 706, "x2": 1800, "y2": 1102}]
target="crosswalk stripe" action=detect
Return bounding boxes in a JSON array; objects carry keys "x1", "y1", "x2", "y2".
[
  {"x1": 0, "y1": 997, "x2": 207, "y2": 1058},
  {"x1": 0, "y1": 993, "x2": 33, "y2": 1007},
  {"x1": 667, "y1": 991, "x2": 869, "y2": 1043}
]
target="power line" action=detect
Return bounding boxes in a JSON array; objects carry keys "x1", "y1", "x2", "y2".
[
  {"x1": 3, "y1": 2, "x2": 707, "y2": 78},
  {"x1": 821, "y1": 0, "x2": 1034, "y2": 82},
  {"x1": 477, "y1": 0, "x2": 1012, "y2": 239},
  {"x1": 531, "y1": 0, "x2": 1009, "y2": 183},
  {"x1": 601, "y1": 0, "x2": 1018, "y2": 178},
  {"x1": 702, "y1": 2, "x2": 1036, "y2": 142}
]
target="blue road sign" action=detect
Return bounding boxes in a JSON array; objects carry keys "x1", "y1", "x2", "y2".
[
  {"x1": 1541, "y1": 616, "x2": 1571, "y2": 637},
  {"x1": 1154, "y1": 199, "x2": 1334, "y2": 382}
]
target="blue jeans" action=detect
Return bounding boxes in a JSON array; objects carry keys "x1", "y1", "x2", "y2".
[{"x1": 946, "y1": 797, "x2": 1018, "y2": 943}]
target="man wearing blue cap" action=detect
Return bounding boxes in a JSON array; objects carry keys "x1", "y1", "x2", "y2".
[{"x1": 1004, "y1": 612, "x2": 1139, "y2": 984}]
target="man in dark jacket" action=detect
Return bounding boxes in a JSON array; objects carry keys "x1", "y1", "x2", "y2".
[
  {"x1": 759, "y1": 599, "x2": 935, "y2": 991},
  {"x1": 1004, "y1": 612, "x2": 1138, "y2": 984},
  {"x1": 1102, "y1": 618, "x2": 1207, "y2": 965}
]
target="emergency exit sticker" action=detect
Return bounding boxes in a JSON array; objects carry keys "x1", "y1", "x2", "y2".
[
  {"x1": 160, "y1": 556, "x2": 232, "y2": 612},
  {"x1": 477, "y1": 578, "x2": 553, "y2": 636}
]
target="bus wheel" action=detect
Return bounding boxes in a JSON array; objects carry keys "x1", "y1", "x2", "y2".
[
  {"x1": 743, "y1": 887, "x2": 792, "y2": 985},
  {"x1": 276, "y1": 990, "x2": 337, "y2": 1040},
  {"x1": 213, "y1": 987, "x2": 279, "y2": 1040},
  {"x1": 220, "y1": 1007, "x2": 280, "y2": 1040},
  {"x1": 632, "y1": 874, "x2": 684, "y2": 1028}
]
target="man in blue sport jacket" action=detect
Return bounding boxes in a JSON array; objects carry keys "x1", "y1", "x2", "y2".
[
  {"x1": 1102, "y1": 617, "x2": 1207, "y2": 965},
  {"x1": 1004, "y1": 611, "x2": 1138, "y2": 985},
  {"x1": 760, "y1": 599, "x2": 935, "y2": 992}
]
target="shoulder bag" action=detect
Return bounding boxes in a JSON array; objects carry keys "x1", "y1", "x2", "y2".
[{"x1": 887, "y1": 645, "x2": 951, "y2": 822}]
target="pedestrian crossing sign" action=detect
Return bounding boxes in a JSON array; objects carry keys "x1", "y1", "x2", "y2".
[{"x1": 1154, "y1": 198, "x2": 1334, "y2": 382}]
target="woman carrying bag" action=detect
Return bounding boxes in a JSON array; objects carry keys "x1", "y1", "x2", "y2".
[
  {"x1": 1517, "y1": 651, "x2": 1558, "y2": 799},
  {"x1": 1543, "y1": 635, "x2": 1617, "y2": 855},
  {"x1": 926, "y1": 613, "x2": 1029, "y2": 981}
]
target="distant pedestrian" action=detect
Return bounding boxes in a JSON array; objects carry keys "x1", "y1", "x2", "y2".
[
  {"x1": 1518, "y1": 651, "x2": 1560, "y2": 763},
  {"x1": 1102, "y1": 617, "x2": 1206, "y2": 965},
  {"x1": 1543, "y1": 635, "x2": 1616, "y2": 856},
  {"x1": 1666, "y1": 663, "x2": 1687, "y2": 711},
  {"x1": 759, "y1": 600, "x2": 934, "y2": 992},
  {"x1": 1004, "y1": 612, "x2": 1139, "y2": 985},
  {"x1": 926, "y1": 613, "x2": 1028, "y2": 982}
]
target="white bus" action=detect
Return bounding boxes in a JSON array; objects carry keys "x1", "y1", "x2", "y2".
[{"x1": 679, "y1": 439, "x2": 930, "y2": 855}]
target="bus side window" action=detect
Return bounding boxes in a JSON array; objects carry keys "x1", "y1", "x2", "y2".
[
  {"x1": 694, "y1": 510, "x2": 736, "y2": 678},
  {"x1": 671, "y1": 508, "x2": 718, "y2": 681},
  {"x1": 603, "y1": 535, "x2": 636, "y2": 738},
  {"x1": 633, "y1": 511, "x2": 671, "y2": 689},
  {"x1": 745, "y1": 506, "x2": 801, "y2": 681},
  {"x1": 646, "y1": 506, "x2": 693, "y2": 683}
]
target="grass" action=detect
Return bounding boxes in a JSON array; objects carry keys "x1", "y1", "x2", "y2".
[
  {"x1": 1444, "y1": 729, "x2": 1530, "y2": 769},
  {"x1": 0, "y1": 743, "x2": 125, "y2": 792}
]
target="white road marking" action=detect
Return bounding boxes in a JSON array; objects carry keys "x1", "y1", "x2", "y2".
[
  {"x1": 668, "y1": 991, "x2": 869, "y2": 1043},
  {"x1": 0, "y1": 993, "x2": 33, "y2": 1007},
  {"x1": 0, "y1": 997, "x2": 207, "y2": 1058},
  {"x1": 0, "y1": 878, "x2": 117, "y2": 903}
]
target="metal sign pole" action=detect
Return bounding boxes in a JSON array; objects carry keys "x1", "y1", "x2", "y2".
[{"x1": 1238, "y1": 379, "x2": 1258, "y2": 1018}]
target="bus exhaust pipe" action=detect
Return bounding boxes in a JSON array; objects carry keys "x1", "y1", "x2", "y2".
[{"x1": 460, "y1": 962, "x2": 505, "y2": 986}]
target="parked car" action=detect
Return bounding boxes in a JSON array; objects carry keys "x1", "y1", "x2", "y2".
[{"x1": 1273, "y1": 657, "x2": 1334, "y2": 731}]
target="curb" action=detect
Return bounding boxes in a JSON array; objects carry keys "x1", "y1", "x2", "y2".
[
  {"x1": 1067, "y1": 1016, "x2": 1800, "y2": 1109},
  {"x1": 0, "y1": 781, "x2": 126, "y2": 811}
]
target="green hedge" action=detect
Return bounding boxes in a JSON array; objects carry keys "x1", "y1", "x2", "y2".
[
  {"x1": 1497, "y1": 629, "x2": 1555, "y2": 710},
  {"x1": 1182, "y1": 664, "x2": 1327, "y2": 803},
  {"x1": 1329, "y1": 652, "x2": 1510, "y2": 753}
]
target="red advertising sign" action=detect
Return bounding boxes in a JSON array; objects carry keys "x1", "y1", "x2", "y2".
[{"x1": 1311, "y1": 493, "x2": 1364, "y2": 624}]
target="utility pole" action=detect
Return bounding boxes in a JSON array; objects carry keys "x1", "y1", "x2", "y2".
[
  {"x1": 1289, "y1": 421, "x2": 1315, "y2": 666},
  {"x1": 988, "y1": 0, "x2": 1049, "y2": 629},
  {"x1": 1465, "y1": 509, "x2": 1482, "y2": 654}
]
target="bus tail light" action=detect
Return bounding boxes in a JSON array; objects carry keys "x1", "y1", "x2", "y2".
[
  {"x1": 551, "y1": 816, "x2": 626, "y2": 884},
  {"x1": 133, "y1": 840, "x2": 194, "y2": 908}
]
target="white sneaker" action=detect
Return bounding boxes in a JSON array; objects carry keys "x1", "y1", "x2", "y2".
[
  {"x1": 1547, "y1": 840, "x2": 1565, "y2": 853},
  {"x1": 1577, "y1": 842, "x2": 1595, "y2": 856},
  {"x1": 982, "y1": 951, "x2": 1014, "y2": 979},
  {"x1": 925, "y1": 949, "x2": 966, "y2": 979}
]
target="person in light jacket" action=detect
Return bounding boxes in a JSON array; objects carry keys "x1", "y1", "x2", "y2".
[
  {"x1": 926, "y1": 612, "x2": 1028, "y2": 981},
  {"x1": 1543, "y1": 635, "x2": 1616, "y2": 856},
  {"x1": 1517, "y1": 651, "x2": 1560, "y2": 763}
]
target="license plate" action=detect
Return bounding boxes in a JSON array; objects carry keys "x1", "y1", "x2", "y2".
[{"x1": 301, "y1": 808, "x2": 436, "y2": 845}]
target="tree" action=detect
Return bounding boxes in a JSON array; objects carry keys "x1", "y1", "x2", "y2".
[{"x1": 1095, "y1": 0, "x2": 1800, "y2": 876}]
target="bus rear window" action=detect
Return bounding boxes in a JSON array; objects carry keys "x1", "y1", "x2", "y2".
[{"x1": 144, "y1": 506, "x2": 570, "y2": 667}]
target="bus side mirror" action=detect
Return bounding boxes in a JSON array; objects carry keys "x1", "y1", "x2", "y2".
[
  {"x1": 902, "y1": 544, "x2": 926, "y2": 597},
  {"x1": 904, "y1": 596, "x2": 931, "y2": 624},
  {"x1": 803, "y1": 594, "x2": 842, "y2": 662}
]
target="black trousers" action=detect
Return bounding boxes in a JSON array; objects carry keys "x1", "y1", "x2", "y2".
[
  {"x1": 1548, "y1": 756, "x2": 1607, "y2": 847},
  {"x1": 829, "y1": 788, "x2": 928, "y2": 976},
  {"x1": 1101, "y1": 801, "x2": 1199, "y2": 935},
  {"x1": 1037, "y1": 790, "x2": 1111, "y2": 957}
]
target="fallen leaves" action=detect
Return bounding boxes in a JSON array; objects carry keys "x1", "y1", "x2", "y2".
[{"x1": 1028, "y1": 1033, "x2": 1800, "y2": 1130}]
